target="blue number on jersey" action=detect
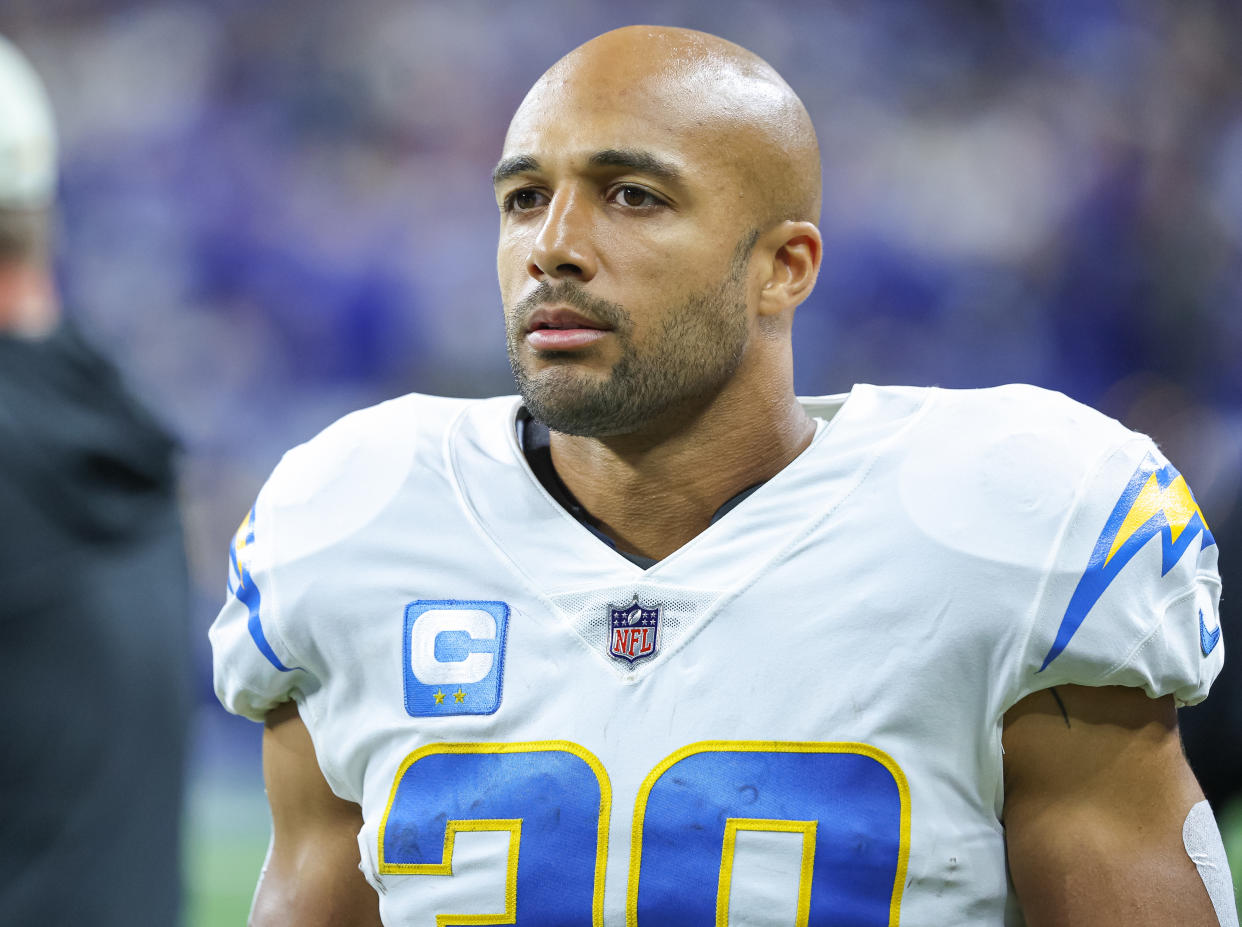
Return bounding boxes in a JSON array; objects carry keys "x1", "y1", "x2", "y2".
[
  {"x1": 377, "y1": 741, "x2": 908, "y2": 925},
  {"x1": 630, "y1": 742, "x2": 909, "y2": 926},
  {"x1": 377, "y1": 741, "x2": 610, "y2": 925}
]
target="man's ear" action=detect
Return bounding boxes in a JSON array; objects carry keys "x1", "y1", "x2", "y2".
[{"x1": 756, "y1": 221, "x2": 822, "y2": 319}]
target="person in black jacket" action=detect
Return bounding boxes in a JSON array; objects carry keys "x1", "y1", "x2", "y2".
[{"x1": 0, "y1": 34, "x2": 191, "y2": 927}]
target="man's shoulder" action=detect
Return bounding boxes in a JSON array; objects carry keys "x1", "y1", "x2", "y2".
[
  {"x1": 809, "y1": 383, "x2": 1139, "y2": 481},
  {"x1": 926, "y1": 382, "x2": 1124, "y2": 430},
  {"x1": 834, "y1": 384, "x2": 1153, "y2": 547},
  {"x1": 259, "y1": 392, "x2": 516, "y2": 514},
  {"x1": 902, "y1": 382, "x2": 1139, "y2": 481}
]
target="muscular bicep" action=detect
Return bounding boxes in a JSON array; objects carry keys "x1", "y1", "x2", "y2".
[
  {"x1": 1002, "y1": 684, "x2": 1222, "y2": 926},
  {"x1": 250, "y1": 701, "x2": 382, "y2": 927}
]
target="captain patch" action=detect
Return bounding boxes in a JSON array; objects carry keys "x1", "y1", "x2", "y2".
[{"x1": 403, "y1": 599, "x2": 509, "y2": 716}]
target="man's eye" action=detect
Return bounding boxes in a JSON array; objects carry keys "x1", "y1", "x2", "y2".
[
  {"x1": 610, "y1": 185, "x2": 663, "y2": 208},
  {"x1": 505, "y1": 189, "x2": 546, "y2": 212}
]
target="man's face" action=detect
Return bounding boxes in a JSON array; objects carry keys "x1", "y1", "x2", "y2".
[{"x1": 494, "y1": 67, "x2": 760, "y2": 437}]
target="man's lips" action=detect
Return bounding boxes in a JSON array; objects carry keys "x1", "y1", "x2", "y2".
[
  {"x1": 524, "y1": 306, "x2": 613, "y2": 351},
  {"x1": 524, "y1": 306, "x2": 611, "y2": 333}
]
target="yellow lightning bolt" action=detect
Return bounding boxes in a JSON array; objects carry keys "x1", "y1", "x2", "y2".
[
  {"x1": 1105, "y1": 472, "x2": 1209, "y2": 566},
  {"x1": 233, "y1": 513, "x2": 252, "y2": 555}
]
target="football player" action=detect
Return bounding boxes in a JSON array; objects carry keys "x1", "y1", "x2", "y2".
[{"x1": 212, "y1": 26, "x2": 1235, "y2": 926}]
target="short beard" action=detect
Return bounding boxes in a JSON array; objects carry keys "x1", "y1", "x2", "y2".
[{"x1": 506, "y1": 232, "x2": 757, "y2": 438}]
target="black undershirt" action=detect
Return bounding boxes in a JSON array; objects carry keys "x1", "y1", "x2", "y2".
[{"x1": 517, "y1": 408, "x2": 762, "y2": 569}]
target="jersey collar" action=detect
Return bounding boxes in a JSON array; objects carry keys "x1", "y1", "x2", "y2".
[{"x1": 446, "y1": 386, "x2": 926, "y2": 595}]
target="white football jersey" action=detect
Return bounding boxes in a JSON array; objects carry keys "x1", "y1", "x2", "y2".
[{"x1": 211, "y1": 384, "x2": 1223, "y2": 927}]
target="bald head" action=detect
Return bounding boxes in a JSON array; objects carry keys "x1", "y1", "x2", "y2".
[
  {"x1": 505, "y1": 26, "x2": 821, "y2": 229},
  {"x1": 495, "y1": 27, "x2": 824, "y2": 442}
]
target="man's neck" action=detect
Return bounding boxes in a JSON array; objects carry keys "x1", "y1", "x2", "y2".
[{"x1": 548, "y1": 382, "x2": 815, "y2": 562}]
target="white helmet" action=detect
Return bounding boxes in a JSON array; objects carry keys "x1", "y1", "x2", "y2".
[{"x1": 0, "y1": 34, "x2": 56, "y2": 208}]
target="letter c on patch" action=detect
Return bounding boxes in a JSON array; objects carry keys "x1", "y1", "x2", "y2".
[{"x1": 410, "y1": 609, "x2": 495, "y2": 684}]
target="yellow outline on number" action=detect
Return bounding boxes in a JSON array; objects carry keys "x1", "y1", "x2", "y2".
[
  {"x1": 716, "y1": 818, "x2": 817, "y2": 927},
  {"x1": 626, "y1": 740, "x2": 911, "y2": 927},
  {"x1": 377, "y1": 740, "x2": 610, "y2": 926}
]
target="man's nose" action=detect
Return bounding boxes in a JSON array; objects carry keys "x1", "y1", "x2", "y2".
[{"x1": 528, "y1": 188, "x2": 598, "y2": 282}]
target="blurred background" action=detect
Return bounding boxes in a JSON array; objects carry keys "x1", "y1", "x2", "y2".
[{"x1": 0, "y1": 0, "x2": 1238, "y2": 922}]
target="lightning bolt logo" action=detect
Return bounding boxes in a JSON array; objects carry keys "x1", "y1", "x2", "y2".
[
  {"x1": 228, "y1": 505, "x2": 298, "y2": 674},
  {"x1": 227, "y1": 508, "x2": 256, "y2": 597},
  {"x1": 1039, "y1": 453, "x2": 1215, "y2": 671}
]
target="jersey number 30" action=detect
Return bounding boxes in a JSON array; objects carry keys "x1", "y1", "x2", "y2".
[{"x1": 377, "y1": 740, "x2": 909, "y2": 926}]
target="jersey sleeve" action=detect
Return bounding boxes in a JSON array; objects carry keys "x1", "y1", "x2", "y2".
[
  {"x1": 1017, "y1": 436, "x2": 1223, "y2": 707},
  {"x1": 209, "y1": 493, "x2": 317, "y2": 722}
]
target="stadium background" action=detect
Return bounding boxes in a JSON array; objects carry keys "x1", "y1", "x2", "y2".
[{"x1": 1, "y1": 0, "x2": 1239, "y2": 921}]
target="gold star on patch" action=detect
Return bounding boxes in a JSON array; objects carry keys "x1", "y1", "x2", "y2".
[
  {"x1": 433, "y1": 690, "x2": 445, "y2": 705},
  {"x1": 453, "y1": 688, "x2": 466, "y2": 703}
]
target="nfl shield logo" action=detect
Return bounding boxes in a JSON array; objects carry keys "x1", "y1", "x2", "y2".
[{"x1": 609, "y1": 597, "x2": 660, "y2": 664}]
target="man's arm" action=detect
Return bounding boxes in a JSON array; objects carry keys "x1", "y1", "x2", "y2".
[
  {"x1": 1003, "y1": 684, "x2": 1229, "y2": 926},
  {"x1": 250, "y1": 701, "x2": 383, "y2": 927}
]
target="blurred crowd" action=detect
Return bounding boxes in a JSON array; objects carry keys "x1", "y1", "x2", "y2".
[{"x1": 0, "y1": 0, "x2": 1239, "y2": 801}]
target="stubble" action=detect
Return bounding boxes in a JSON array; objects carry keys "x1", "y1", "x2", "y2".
[{"x1": 505, "y1": 233, "x2": 756, "y2": 437}]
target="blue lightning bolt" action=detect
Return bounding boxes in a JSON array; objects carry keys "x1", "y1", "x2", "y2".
[
  {"x1": 1039, "y1": 453, "x2": 1214, "y2": 671},
  {"x1": 229, "y1": 505, "x2": 300, "y2": 673}
]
